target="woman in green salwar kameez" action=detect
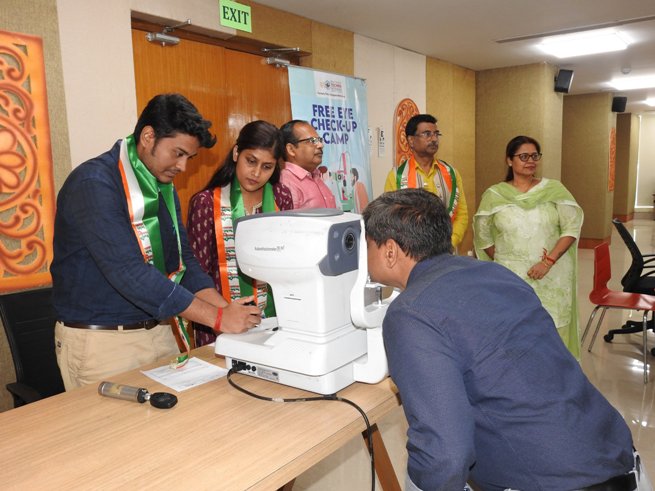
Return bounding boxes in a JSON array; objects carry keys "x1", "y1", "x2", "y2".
[{"x1": 473, "y1": 136, "x2": 583, "y2": 358}]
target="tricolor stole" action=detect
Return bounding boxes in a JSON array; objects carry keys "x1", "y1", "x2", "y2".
[
  {"x1": 396, "y1": 156, "x2": 460, "y2": 221},
  {"x1": 213, "y1": 178, "x2": 277, "y2": 318},
  {"x1": 117, "y1": 135, "x2": 190, "y2": 368}
]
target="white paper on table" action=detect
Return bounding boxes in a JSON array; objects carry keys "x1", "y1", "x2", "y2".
[{"x1": 141, "y1": 357, "x2": 228, "y2": 392}]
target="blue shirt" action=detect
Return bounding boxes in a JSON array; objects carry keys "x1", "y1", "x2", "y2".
[
  {"x1": 51, "y1": 141, "x2": 214, "y2": 324},
  {"x1": 383, "y1": 254, "x2": 633, "y2": 490}
]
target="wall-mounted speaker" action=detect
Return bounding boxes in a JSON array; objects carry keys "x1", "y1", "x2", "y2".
[
  {"x1": 554, "y1": 69, "x2": 574, "y2": 93},
  {"x1": 612, "y1": 96, "x2": 627, "y2": 113}
]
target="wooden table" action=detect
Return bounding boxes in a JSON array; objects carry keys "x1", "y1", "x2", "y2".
[{"x1": 0, "y1": 346, "x2": 402, "y2": 490}]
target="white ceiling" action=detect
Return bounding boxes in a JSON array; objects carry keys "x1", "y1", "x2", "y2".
[{"x1": 255, "y1": 0, "x2": 655, "y2": 114}]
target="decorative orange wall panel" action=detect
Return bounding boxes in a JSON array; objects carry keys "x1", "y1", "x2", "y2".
[
  {"x1": 0, "y1": 30, "x2": 55, "y2": 292},
  {"x1": 393, "y1": 98, "x2": 419, "y2": 168},
  {"x1": 608, "y1": 127, "x2": 616, "y2": 192}
]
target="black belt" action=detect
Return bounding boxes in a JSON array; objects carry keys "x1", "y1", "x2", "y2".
[
  {"x1": 63, "y1": 319, "x2": 159, "y2": 331},
  {"x1": 576, "y1": 472, "x2": 637, "y2": 491}
]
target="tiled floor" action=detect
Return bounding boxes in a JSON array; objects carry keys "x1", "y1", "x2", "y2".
[{"x1": 577, "y1": 217, "x2": 655, "y2": 476}]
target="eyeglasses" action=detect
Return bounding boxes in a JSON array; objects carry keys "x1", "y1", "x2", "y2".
[
  {"x1": 513, "y1": 152, "x2": 542, "y2": 162},
  {"x1": 413, "y1": 131, "x2": 443, "y2": 140},
  {"x1": 295, "y1": 136, "x2": 324, "y2": 145}
]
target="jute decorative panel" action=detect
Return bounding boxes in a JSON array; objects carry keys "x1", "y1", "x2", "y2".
[
  {"x1": 0, "y1": 30, "x2": 55, "y2": 291},
  {"x1": 394, "y1": 98, "x2": 419, "y2": 168}
]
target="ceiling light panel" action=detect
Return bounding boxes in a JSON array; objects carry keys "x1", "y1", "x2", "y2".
[
  {"x1": 538, "y1": 28, "x2": 630, "y2": 58},
  {"x1": 610, "y1": 75, "x2": 655, "y2": 91}
]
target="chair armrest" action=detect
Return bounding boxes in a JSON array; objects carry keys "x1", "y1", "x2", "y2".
[
  {"x1": 6, "y1": 382, "x2": 43, "y2": 406},
  {"x1": 643, "y1": 256, "x2": 655, "y2": 267}
]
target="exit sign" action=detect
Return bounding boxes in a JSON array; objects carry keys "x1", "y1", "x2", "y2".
[{"x1": 219, "y1": 0, "x2": 252, "y2": 33}]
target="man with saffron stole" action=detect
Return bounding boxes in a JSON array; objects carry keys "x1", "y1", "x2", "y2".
[
  {"x1": 52, "y1": 94, "x2": 261, "y2": 390},
  {"x1": 384, "y1": 113, "x2": 468, "y2": 249}
]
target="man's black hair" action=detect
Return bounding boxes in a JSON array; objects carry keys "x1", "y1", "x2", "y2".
[
  {"x1": 405, "y1": 114, "x2": 438, "y2": 138},
  {"x1": 363, "y1": 188, "x2": 452, "y2": 261},
  {"x1": 133, "y1": 93, "x2": 216, "y2": 148},
  {"x1": 280, "y1": 119, "x2": 309, "y2": 160}
]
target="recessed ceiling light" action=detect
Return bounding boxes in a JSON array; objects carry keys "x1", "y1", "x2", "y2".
[
  {"x1": 610, "y1": 75, "x2": 655, "y2": 91},
  {"x1": 645, "y1": 98, "x2": 655, "y2": 107},
  {"x1": 538, "y1": 28, "x2": 630, "y2": 58}
]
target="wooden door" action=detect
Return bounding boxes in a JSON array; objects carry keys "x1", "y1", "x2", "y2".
[{"x1": 131, "y1": 28, "x2": 292, "y2": 222}]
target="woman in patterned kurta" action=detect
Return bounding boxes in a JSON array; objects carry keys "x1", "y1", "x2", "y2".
[
  {"x1": 187, "y1": 121, "x2": 293, "y2": 347},
  {"x1": 473, "y1": 136, "x2": 583, "y2": 358}
]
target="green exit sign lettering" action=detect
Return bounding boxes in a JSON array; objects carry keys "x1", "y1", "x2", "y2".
[{"x1": 220, "y1": 0, "x2": 252, "y2": 33}]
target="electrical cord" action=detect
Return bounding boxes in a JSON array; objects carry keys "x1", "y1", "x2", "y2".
[{"x1": 227, "y1": 366, "x2": 376, "y2": 491}]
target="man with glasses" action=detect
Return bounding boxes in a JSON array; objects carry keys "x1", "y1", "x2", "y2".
[
  {"x1": 364, "y1": 188, "x2": 649, "y2": 491},
  {"x1": 385, "y1": 114, "x2": 468, "y2": 249},
  {"x1": 279, "y1": 120, "x2": 337, "y2": 209}
]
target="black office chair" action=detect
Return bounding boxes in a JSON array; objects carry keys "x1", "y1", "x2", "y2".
[
  {"x1": 604, "y1": 219, "x2": 655, "y2": 354},
  {"x1": 0, "y1": 287, "x2": 65, "y2": 407}
]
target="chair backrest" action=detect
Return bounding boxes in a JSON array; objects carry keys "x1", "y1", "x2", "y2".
[
  {"x1": 0, "y1": 287, "x2": 65, "y2": 405},
  {"x1": 612, "y1": 218, "x2": 644, "y2": 290},
  {"x1": 592, "y1": 243, "x2": 612, "y2": 297}
]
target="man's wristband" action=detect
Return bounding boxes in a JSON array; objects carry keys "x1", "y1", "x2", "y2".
[{"x1": 213, "y1": 308, "x2": 223, "y2": 333}]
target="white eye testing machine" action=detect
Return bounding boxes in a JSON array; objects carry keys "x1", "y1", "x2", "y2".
[{"x1": 215, "y1": 209, "x2": 397, "y2": 394}]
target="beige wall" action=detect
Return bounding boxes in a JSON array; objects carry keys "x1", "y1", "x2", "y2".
[
  {"x1": 562, "y1": 92, "x2": 614, "y2": 241},
  {"x1": 241, "y1": 2, "x2": 355, "y2": 75},
  {"x1": 307, "y1": 22, "x2": 354, "y2": 75},
  {"x1": 427, "y1": 58, "x2": 476, "y2": 253},
  {"x1": 637, "y1": 114, "x2": 655, "y2": 210},
  {"x1": 475, "y1": 63, "x2": 563, "y2": 205},
  {"x1": 57, "y1": 0, "x2": 237, "y2": 168},
  {"x1": 354, "y1": 35, "x2": 426, "y2": 197},
  {"x1": 241, "y1": 1, "x2": 312, "y2": 52},
  {"x1": 613, "y1": 113, "x2": 640, "y2": 219}
]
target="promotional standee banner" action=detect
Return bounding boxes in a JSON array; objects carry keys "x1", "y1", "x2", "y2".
[{"x1": 287, "y1": 67, "x2": 372, "y2": 213}]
